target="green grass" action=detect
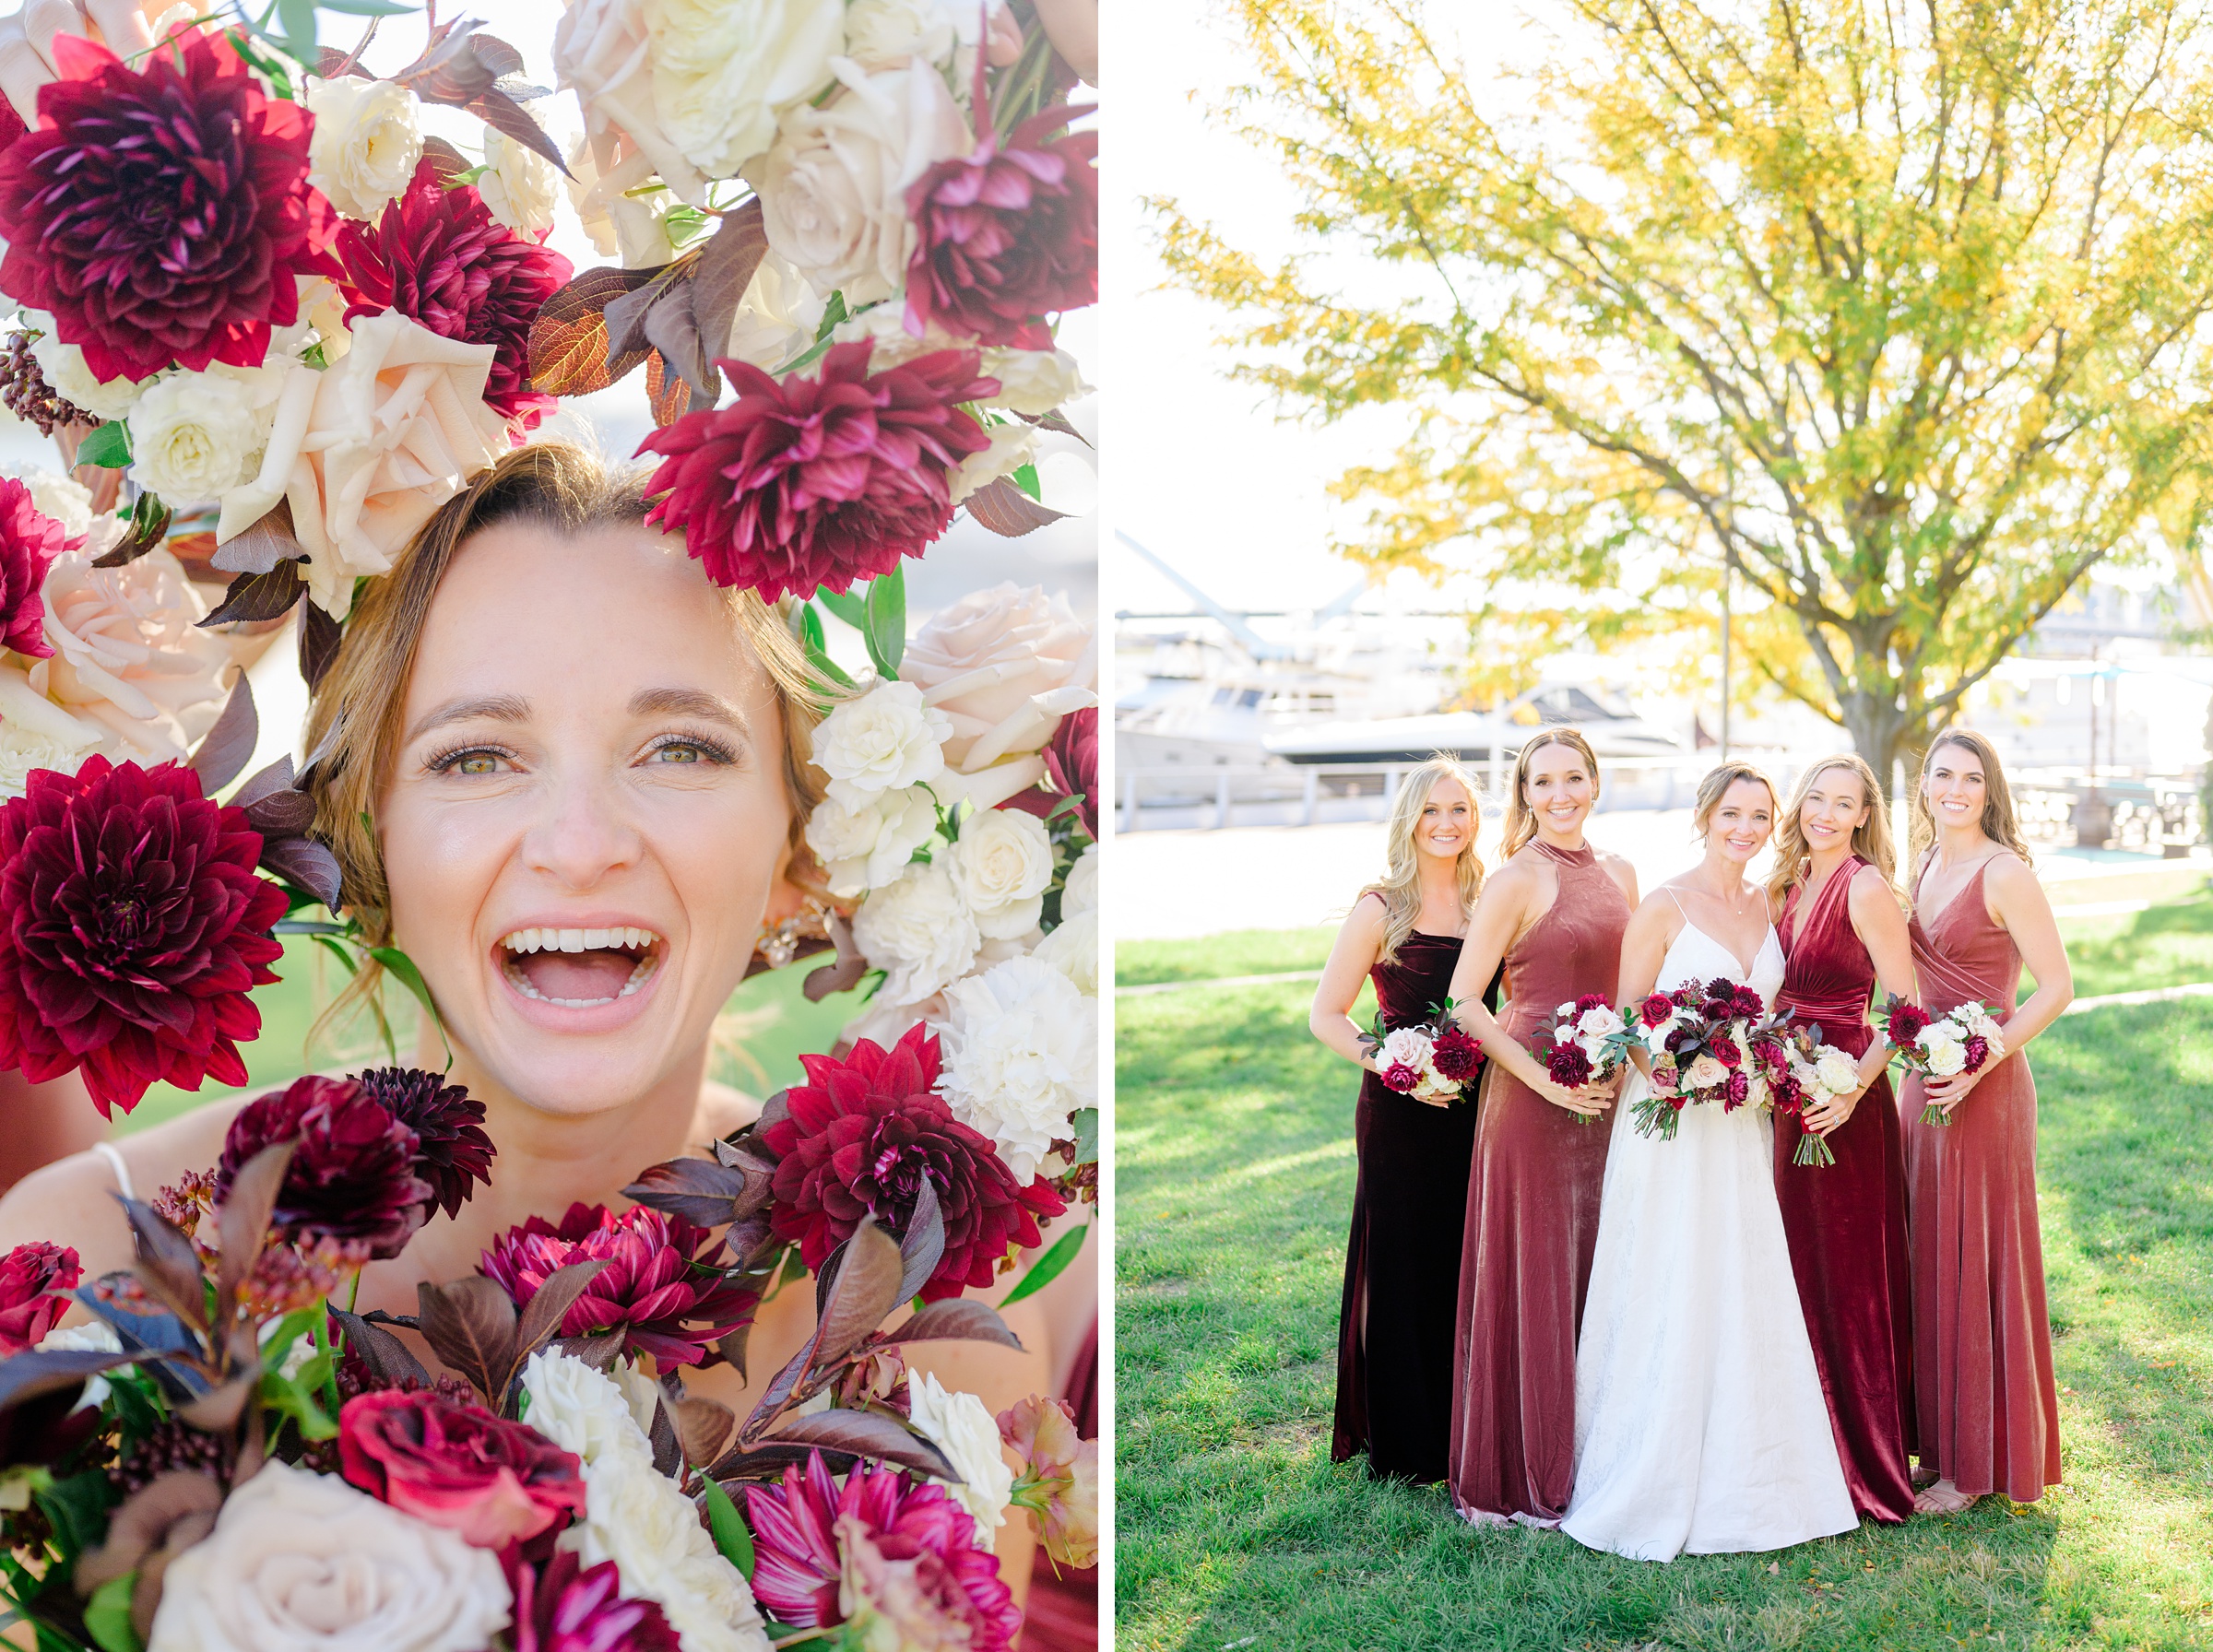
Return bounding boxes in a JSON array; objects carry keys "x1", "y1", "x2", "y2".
[
  {"x1": 1115, "y1": 906, "x2": 2213, "y2": 1650},
  {"x1": 1116, "y1": 926, "x2": 1340, "y2": 987}
]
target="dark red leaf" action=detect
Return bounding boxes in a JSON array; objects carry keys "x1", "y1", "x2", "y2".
[
  {"x1": 187, "y1": 673, "x2": 259, "y2": 795},
  {"x1": 965, "y1": 476, "x2": 1068, "y2": 537}
]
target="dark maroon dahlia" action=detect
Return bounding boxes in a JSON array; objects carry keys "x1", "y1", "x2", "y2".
[
  {"x1": 636, "y1": 339, "x2": 997, "y2": 601},
  {"x1": 1431, "y1": 1026, "x2": 1481, "y2": 1082},
  {"x1": 0, "y1": 474, "x2": 75, "y2": 658},
  {"x1": 0, "y1": 31, "x2": 338, "y2": 382},
  {"x1": 761, "y1": 1022, "x2": 1065, "y2": 1302},
  {"x1": 903, "y1": 104, "x2": 1096, "y2": 350},
  {"x1": 353, "y1": 1067, "x2": 495, "y2": 1220},
  {"x1": 1885, "y1": 999, "x2": 1932, "y2": 1047},
  {"x1": 335, "y1": 160, "x2": 571, "y2": 426},
  {"x1": 1723, "y1": 1068, "x2": 1751, "y2": 1110},
  {"x1": 0, "y1": 757, "x2": 287, "y2": 1117},
  {"x1": 217, "y1": 1075, "x2": 433, "y2": 1259},
  {"x1": 0, "y1": 1240, "x2": 80, "y2": 1356},
  {"x1": 478, "y1": 1202, "x2": 756, "y2": 1369},
  {"x1": 509, "y1": 1548, "x2": 681, "y2": 1652},
  {"x1": 1544, "y1": 1041, "x2": 1592, "y2": 1088},
  {"x1": 1963, "y1": 1033, "x2": 1992, "y2": 1072}
]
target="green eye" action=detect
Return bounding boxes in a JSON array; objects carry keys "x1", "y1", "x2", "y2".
[
  {"x1": 456, "y1": 753, "x2": 498, "y2": 775},
  {"x1": 654, "y1": 744, "x2": 704, "y2": 764}
]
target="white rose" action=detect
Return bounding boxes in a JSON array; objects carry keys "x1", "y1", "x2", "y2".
[
  {"x1": 1033, "y1": 907, "x2": 1097, "y2": 997},
  {"x1": 1576, "y1": 1005, "x2": 1624, "y2": 1040},
  {"x1": 905, "y1": 1374, "x2": 1014, "y2": 1548},
  {"x1": 843, "y1": 0, "x2": 1000, "y2": 67},
  {"x1": 1556, "y1": 1001, "x2": 1576, "y2": 1019},
  {"x1": 855, "y1": 861, "x2": 980, "y2": 1003},
  {"x1": 643, "y1": 0, "x2": 846, "y2": 182},
  {"x1": 950, "y1": 419, "x2": 1040, "y2": 508},
  {"x1": 126, "y1": 366, "x2": 280, "y2": 503},
  {"x1": 1685, "y1": 1054, "x2": 1727, "y2": 1092},
  {"x1": 806, "y1": 785, "x2": 940, "y2": 897},
  {"x1": 811, "y1": 680, "x2": 951, "y2": 802},
  {"x1": 1060, "y1": 844, "x2": 1097, "y2": 918},
  {"x1": 0, "y1": 667, "x2": 100, "y2": 800},
  {"x1": 901, "y1": 584, "x2": 1095, "y2": 773},
  {"x1": 477, "y1": 127, "x2": 560, "y2": 240},
  {"x1": 28, "y1": 332, "x2": 148, "y2": 422},
  {"x1": 935, "y1": 954, "x2": 1095, "y2": 1179},
  {"x1": 946, "y1": 806, "x2": 1053, "y2": 938},
  {"x1": 1814, "y1": 1047, "x2": 1861, "y2": 1095},
  {"x1": 31, "y1": 550, "x2": 232, "y2": 767},
  {"x1": 1379, "y1": 1026, "x2": 1433, "y2": 1072},
  {"x1": 148, "y1": 1462, "x2": 510, "y2": 1652},
  {"x1": 564, "y1": 1452, "x2": 770, "y2": 1652},
  {"x1": 304, "y1": 77, "x2": 426, "y2": 222},
  {"x1": 519, "y1": 1349, "x2": 657, "y2": 1471},
  {"x1": 560, "y1": 126, "x2": 680, "y2": 265},
  {"x1": 726, "y1": 250, "x2": 829, "y2": 371},
  {"x1": 980, "y1": 346, "x2": 1093, "y2": 416},
  {"x1": 1923, "y1": 1032, "x2": 1966, "y2": 1077}
]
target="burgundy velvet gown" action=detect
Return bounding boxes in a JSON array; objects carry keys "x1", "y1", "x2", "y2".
[
  {"x1": 1448, "y1": 841, "x2": 1627, "y2": 1522},
  {"x1": 1900, "y1": 856, "x2": 2063, "y2": 1502},
  {"x1": 1773, "y1": 856, "x2": 1916, "y2": 1525},
  {"x1": 1331, "y1": 906, "x2": 1495, "y2": 1482}
]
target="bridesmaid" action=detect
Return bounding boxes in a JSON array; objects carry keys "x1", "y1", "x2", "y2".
[
  {"x1": 1901, "y1": 730, "x2": 2071, "y2": 1513},
  {"x1": 1768, "y1": 754, "x2": 1922, "y2": 1526},
  {"x1": 1310, "y1": 757, "x2": 1493, "y2": 1482},
  {"x1": 1443, "y1": 729, "x2": 1636, "y2": 1524}
]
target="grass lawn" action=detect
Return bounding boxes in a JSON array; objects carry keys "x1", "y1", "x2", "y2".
[{"x1": 1114, "y1": 896, "x2": 2213, "y2": 1651}]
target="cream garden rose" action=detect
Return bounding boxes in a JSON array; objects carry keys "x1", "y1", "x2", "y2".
[
  {"x1": 304, "y1": 77, "x2": 425, "y2": 221},
  {"x1": 905, "y1": 1374, "x2": 1013, "y2": 1548},
  {"x1": 127, "y1": 365, "x2": 280, "y2": 503},
  {"x1": 477, "y1": 128, "x2": 561, "y2": 240},
  {"x1": 0, "y1": 665, "x2": 100, "y2": 800},
  {"x1": 811, "y1": 679, "x2": 951, "y2": 803},
  {"x1": 805, "y1": 785, "x2": 939, "y2": 898},
  {"x1": 642, "y1": 0, "x2": 846, "y2": 183},
  {"x1": 946, "y1": 805, "x2": 1053, "y2": 938},
  {"x1": 28, "y1": 332, "x2": 148, "y2": 421},
  {"x1": 1814, "y1": 1046, "x2": 1861, "y2": 1094},
  {"x1": 980, "y1": 346, "x2": 1093, "y2": 416},
  {"x1": 948, "y1": 420, "x2": 1039, "y2": 507},
  {"x1": 1033, "y1": 907, "x2": 1097, "y2": 996},
  {"x1": 901, "y1": 584, "x2": 1097, "y2": 773},
  {"x1": 1061, "y1": 843, "x2": 1098, "y2": 917},
  {"x1": 725, "y1": 250, "x2": 828, "y2": 369},
  {"x1": 854, "y1": 860, "x2": 980, "y2": 1003},
  {"x1": 31, "y1": 549, "x2": 232, "y2": 767},
  {"x1": 935, "y1": 953, "x2": 1096, "y2": 1180},
  {"x1": 843, "y1": 0, "x2": 999, "y2": 67}
]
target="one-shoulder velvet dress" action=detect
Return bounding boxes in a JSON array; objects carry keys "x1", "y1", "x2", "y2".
[
  {"x1": 1773, "y1": 856, "x2": 1916, "y2": 1525},
  {"x1": 1448, "y1": 841, "x2": 1629, "y2": 1522},
  {"x1": 1331, "y1": 904, "x2": 1497, "y2": 1482},
  {"x1": 1899, "y1": 856, "x2": 2063, "y2": 1503}
]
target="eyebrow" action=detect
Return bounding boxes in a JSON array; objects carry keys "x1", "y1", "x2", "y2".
[
  {"x1": 405, "y1": 694, "x2": 530, "y2": 746},
  {"x1": 630, "y1": 687, "x2": 749, "y2": 726}
]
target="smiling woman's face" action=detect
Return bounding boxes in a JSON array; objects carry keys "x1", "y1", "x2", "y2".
[{"x1": 375, "y1": 519, "x2": 799, "y2": 1115}]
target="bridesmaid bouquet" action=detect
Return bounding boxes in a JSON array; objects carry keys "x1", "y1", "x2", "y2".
[
  {"x1": 1878, "y1": 996, "x2": 2006, "y2": 1124},
  {"x1": 1363, "y1": 1003, "x2": 1484, "y2": 1103},
  {"x1": 1626, "y1": 978, "x2": 1768, "y2": 1139},
  {"x1": 1749, "y1": 1023, "x2": 1862, "y2": 1166},
  {"x1": 1539, "y1": 994, "x2": 1628, "y2": 1125}
]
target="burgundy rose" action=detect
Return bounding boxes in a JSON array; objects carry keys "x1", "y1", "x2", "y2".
[
  {"x1": 0, "y1": 1240, "x2": 80, "y2": 1355},
  {"x1": 479, "y1": 1203, "x2": 756, "y2": 1369},
  {"x1": 0, "y1": 476, "x2": 75, "y2": 658},
  {"x1": 1379, "y1": 1061, "x2": 1418, "y2": 1093},
  {"x1": 0, "y1": 758, "x2": 287, "y2": 1117},
  {"x1": 338, "y1": 1388, "x2": 584, "y2": 1548},
  {"x1": 217, "y1": 1075, "x2": 433, "y2": 1259},
  {"x1": 638, "y1": 340, "x2": 997, "y2": 601},
  {"x1": 1711, "y1": 1036, "x2": 1741, "y2": 1068},
  {"x1": 1545, "y1": 1041, "x2": 1593, "y2": 1088},
  {"x1": 762, "y1": 1022, "x2": 1066, "y2": 1302},
  {"x1": 904, "y1": 104, "x2": 1097, "y2": 350},
  {"x1": 0, "y1": 30, "x2": 337, "y2": 381},
  {"x1": 1040, "y1": 706, "x2": 1097, "y2": 838},
  {"x1": 1639, "y1": 992, "x2": 1674, "y2": 1028},
  {"x1": 746, "y1": 1453, "x2": 1019, "y2": 1650},
  {"x1": 335, "y1": 160, "x2": 571, "y2": 426},
  {"x1": 1431, "y1": 1027, "x2": 1481, "y2": 1081},
  {"x1": 508, "y1": 1548, "x2": 680, "y2": 1652},
  {"x1": 1963, "y1": 1034, "x2": 1991, "y2": 1072},
  {"x1": 353, "y1": 1067, "x2": 495, "y2": 1221}
]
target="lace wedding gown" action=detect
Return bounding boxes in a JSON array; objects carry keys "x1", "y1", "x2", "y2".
[{"x1": 1560, "y1": 918, "x2": 1857, "y2": 1561}]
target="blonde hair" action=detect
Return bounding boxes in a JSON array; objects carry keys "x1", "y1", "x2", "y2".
[
  {"x1": 1911, "y1": 727, "x2": 2033, "y2": 869},
  {"x1": 1502, "y1": 727, "x2": 1601, "y2": 858},
  {"x1": 1690, "y1": 761, "x2": 1776, "y2": 837},
  {"x1": 1360, "y1": 755, "x2": 1485, "y2": 965},
  {"x1": 300, "y1": 442, "x2": 834, "y2": 1044},
  {"x1": 1767, "y1": 753, "x2": 1896, "y2": 905}
]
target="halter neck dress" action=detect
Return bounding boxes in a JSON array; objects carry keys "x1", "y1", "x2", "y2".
[
  {"x1": 1900, "y1": 855, "x2": 2063, "y2": 1502},
  {"x1": 1773, "y1": 856, "x2": 1917, "y2": 1524},
  {"x1": 1331, "y1": 899, "x2": 1497, "y2": 1482},
  {"x1": 1448, "y1": 839, "x2": 1628, "y2": 1524}
]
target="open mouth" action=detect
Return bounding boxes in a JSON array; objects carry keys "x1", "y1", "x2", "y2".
[{"x1": 498, "y1": 926, "x2": 663, "y2": 1009}]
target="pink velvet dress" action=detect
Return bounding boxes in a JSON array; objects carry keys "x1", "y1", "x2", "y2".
[{"x1": 1899, "y1": 856, "x2": 2063, "y2": 1502}]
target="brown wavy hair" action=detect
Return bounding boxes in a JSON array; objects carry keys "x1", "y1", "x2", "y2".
[
  {"x1": 1501, "y1": 726, "x2": 1601, "y2": 858},
  {"x1": 1360, "y1": 755, "x2": 1485, "y2": 965},
  {"x1": 1690, "y1": 761, "x2": 1776, "y2": 838},
  {"x1": 1767, "y1": 753, "x2": 1898, "y2": 906},
  {"x1": 1910, "y1": 727, "x2": 2033, "y2": 869}
]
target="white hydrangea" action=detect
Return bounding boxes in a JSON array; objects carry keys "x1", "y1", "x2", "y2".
[
  {"x1": 28, "y1": 333, "x2": 149, "y2": 422},
  {"x1": 1033, "y1": 907, "x2": 1097, "y2": 997},
  {"x1": 811, "y1": 679, "x2": 952, "y2": 804},
  {"x1": 126, "y1": 365, "x2": 281, "y2": 503},
  {"x1": 478, "y1": 127, "x2": 560, "y2": 240},
  {"x1": 946, "y1": 806, "x2": 1053, "y2": 938},
  {"x1": 305, "y1": 76, "x2": 426, "y2": 221},
  {"x1": 935, "y1": 954, "x2": 1095, "y2": 1180},
  {"x1": 854, "y1": 861, "x2": 980, "y2": 1004},
  {"x1": 805, "y1": 785, "x2": 940, "y2": 898},
  {"x1": 905, "y1": 1373, "x2": 1012, "y2": 1548}
]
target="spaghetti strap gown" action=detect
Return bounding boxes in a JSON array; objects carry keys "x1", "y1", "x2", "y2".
[
  {"x1": 1331, "y1": 913, "x2": 1497, "y2": 1482},
  {"x1": 1899, "y1": 858, "x2": 2063, "y2": 1502},
  {"x1": 1448, "y1": 840, "x2": 1628, "y2": 1523},
  {"x1": 1773, "y1": 857, "x2": 1917, "y2": 1524}
]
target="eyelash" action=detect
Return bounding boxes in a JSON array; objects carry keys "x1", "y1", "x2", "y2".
[{"x1": 422, "y1": 729, "x2": 740, "y2": 775}]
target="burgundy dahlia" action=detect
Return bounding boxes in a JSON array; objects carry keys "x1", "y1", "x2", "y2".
[
  {"x1": 1431, "y1": 1026, "x2": 1481, "y2": 1081},
  {"x1": 636, "y1": 340, "x2": 997, "y2": 601},
  {"x1": 0, "y1": 1240, "x2": 80, "y2": 1356},
  {"x1": 1886, "y1": 999, "x2": 1932, "y2": 1047},
  {"x1": 746, "y1": 1453, "x2": 1018, "y2": 1649},
  {"x1": 478, "y1": 1202, "x2": 756, "y2": 1369},
  {"x1": 353, "y1": 1067, "x2": 495, "y2": 1220},
  {"x1": 0, "y1": 475, "x2": 74, "y2": 658},
  {"x1": 1379, "y1": 1061, "x2": 1418, "y2": 1093},
  {"x1": 762, "y1": 1022, "x2": 1066, "y2": 1302},
  {"x1": 0, "y1": 31, "x2": 338, "y2": 382},
  {"x1": 338, "y1": 1388, "x2": 584, "y2": 1548},
  {"x1": 1545, "y1": 1041, "x2": 1593, "y2": 1088},
  {"x1": 1723, "y1": 1068, "x2": 1751, "y2": 1110},
  {"x1": 217, "y1": 1075, "x2": 433, "y2": 1259},
  {"x1": 904, "y1": 105, "x2": 1097, "y2": 350},
  {"x1": 509, "y1": 1548, "x2": 680, "y2": 1652},
  {"x1": 0, "y1": 757, "x2": 287, "y2": 1117},
  {"x1": 335, "y1": 160, "x2": 571, "y2": 426},
  {"x1": 1964, "y1": 1033, "x2": 1992, "y2": 1071}
]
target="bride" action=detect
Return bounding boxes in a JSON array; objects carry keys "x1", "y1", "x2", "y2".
[{"x1": 1561, "y1": 762, "x2": 1855, "y2": 1561}]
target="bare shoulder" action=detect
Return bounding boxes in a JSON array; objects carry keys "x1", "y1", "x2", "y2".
[
  {"x1": 0, "y1": 1095, "x2": 249, "y2": 1274},
  {"x1": 1342, "y1": 891, "x2": 1390, "y2": 938},
  {"x1": 1848, "y1": 861, "x2": 1906, "y2": 913},
  {"x1": 1982, "y1": 852, "x2": 2046, "y2": 912},
  {"x1": 1595, "y1": 848, "x2": 1639, "y2": 899}
]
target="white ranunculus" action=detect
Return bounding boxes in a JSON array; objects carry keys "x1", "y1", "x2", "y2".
[
  {"x1": 946, "y1": 806, "x2": 1053, "y2": 938},
  {"x1": 843, "y1": 0, "x2": 1000, "y2": 67},
  {"x1": 32, "y1": 550, "x2": 232, "y2": 767},
  {"x1": 304, "y1": 77, "x2": 426, "y2": 222},
  {"x1": 567, "y1": 1453, "x2": 770, "y2": 1652},
  {"x1": 900, "y1": 584, "x2": 1095, "y2": 773},
  {"x1": 811, "y1": 680, "x2": 952, "y2": 803},
  {"x1": 805, "y1": 785, "x2": 940, "y2": 898},
  {"x1": 1923, "y1": 1032, "x2": 1967, "y2": 1077},
  {"x1": 949, "y1": 419, "x2": 1039, "y2": 507},
  {"x1": 855, "y1": 861, "x2": 980, "y2": 1004},
  {"x1": 126, "y1": 366, "x2": 281, "y2": 503},
  {"x1": 1033, "y1": 907, "x2": 1097, "y2": 996},
  {"x1": 905, "y1": 1373, "x2": 1013, "y2": 1547},
  {"x1": 0, "y1": 667, "x2": 100, "y2": 800},
  {"x1": 1060, "y1": 844, "x2": 1097, "y2": 918},
  {"x1": 148, "y1": 1461, "x2": 510, "y2": 1652},
  {"x1": 1814, "y1": 1047, "x2": 1861, "y2": 1095},
  {"x1": 28, "y1": 333, "x2": 148, "y2": 422},
  {"x1": 725, "y1": 250, "x2": 829, "y2": 371},
  {"x1": 643, "y1": 0, "x2": 846, "y2": 182},
  {"x1": 935, "y1": 953, "x2": 1095, "y2": 1179},
  {"x1": 1685, "y1": 1054, "x2": 1728, "y2": 1092},
  {"x1": 478, "y1": 127, "x2": 561, "y2": 240},
  {"x1": 751, "y1": 57, "x2": 969, "y2": 304},
  {"x1": 519, "y1": 1349, "x2": 657, "y2": 1471},
  {"x1": 980, "y1": 346, "x2": 1093, "y2": 416}
]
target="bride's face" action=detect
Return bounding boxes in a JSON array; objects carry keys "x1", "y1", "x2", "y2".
[
  {"x1": 376, "y1": 520, "x2": 800, "y2": 1116},
  {"x1": 1705, "y1": 778, "x2": 1774, "y2": 866}
]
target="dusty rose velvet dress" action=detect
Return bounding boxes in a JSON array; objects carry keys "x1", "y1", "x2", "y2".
[
  {"x1": 1448, "y1": 840, "x2": 1627, "y2": 1522},
  {"x1": 1773, "y1": 856, "x2": 1916, "y2": 1524},
  {"x1": 1899, "y1": 856, "x2": 2063, "y2": 1502}
]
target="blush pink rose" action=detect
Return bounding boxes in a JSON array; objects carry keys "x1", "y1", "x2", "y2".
[{"x1": 337, "y1": 1388, "x2": 586, "y2": 1548}]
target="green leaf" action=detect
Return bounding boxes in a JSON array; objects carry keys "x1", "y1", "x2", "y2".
[
  {"x1": 815, "y1": 589, "x2": 867, "y2": 630},
  {"x1": 315, "y1": 0, "x2": 416, "y2": 15},
  {"x1": 862, "y1": 566, "x2": 906, "y2": 677},
  {"x1": 367, "y1": 945, "x2": 450, "y2": 1067},
  {"x1": 702, "y1": 1478, "x2": 756, "y2": 1578},
  {"x1": 1012, "y1": 461, "x2": 1043, "y2": 501},
  {"x1": 260, "y1": 1307, "x2": 321, "y2": 1376},
  {"x1": 274, "y1": 0, "x2": 317, "y2": 58},
  {"x1": 797, "y1": 603, "x2": 855, "y2": 690},
  {"x1": 313, "y1": 935, "x2": 360, "y2": 977},
  {"x1": 34, "y1": 1469, "x2": 117, "y2": 1562},
  {"x1": 75, "y1": 422, "x2": 130, "y2": 469},
  {"x1": 259, "y1": 1370, "x2": 337, "y2": 1441},
  {"x1": 1071, "y1": 1107, "x2": 1098, "y2": 1165},
  {"x1": 813, "y1": 290, "x2": 849, "y2": 342},
  {"x1": 1001, "y1": 1221, "x2": 1086, "y2": 1307},
  {"x1": 223, "y1": 28, "x2": 293, "y2": 100},
  {"x1": 81, "y1": 1576, "x2": 141, "y2": 1652}
]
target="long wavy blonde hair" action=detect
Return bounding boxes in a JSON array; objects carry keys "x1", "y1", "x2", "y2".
[
  {"x1": 1911, "y1": 727, "x2": 2033, "y2": 870},
  {"x1": 1361, "y1": 755, "x2": 1485, "y2": 965},
  {"x1": 1501, "y1": 727, "x2": 1601, "y2": 858},
  {"x1": 1767, "y1": 753, "x2": 1897, "y2": 906}
]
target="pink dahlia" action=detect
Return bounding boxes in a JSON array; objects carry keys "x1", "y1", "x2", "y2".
[
  {"x1": 0, "y1": 1240, "x2": 80, "y2": 1355},
  {"x1": 745, "y1": 1454, "x2": 1018, "y2": 1649},
  {"x1": 338, "y1": 1388, "x2": 585, "y2": 1548},
  {"x1": 509, "y1": 1549, "x2": 680, "y2": 1652},
  {"x1": 0, "y1": 476, "x2": 75, "y2": 658},
  {"x1": 478, "y1": 1202, "x2": 757, "y2": 1369},
  {"x1": 0, "y1": 758, "x2": 285, "y2": 1117},
  {"x1": 636, "y1": 340, "x2": 996, "y2": 601},
  {"x1": 762, "y1": 1023, "x2": 1066, "y2": 1302},
  {"x1": 336, "y1": 159, "x2": 571, "y2": 426},
  {"x1": 217, "y1": 1075, "x2": 434, "y2": 1259},
  {"x1": 0, "y1": 30, "x2": 337, "y2": 381},
  {"x1": 904, "y1": 105, "x2": 1097, "y2": 350},
  {"x1": 353, "y1": 1067, "x2": 495, "y2": 1221}
]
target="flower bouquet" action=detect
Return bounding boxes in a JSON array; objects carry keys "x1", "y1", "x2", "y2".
[
  {"x1": 1878, "y1": 996, "x2": 2005, "y2": 1125},
  {"x1": 1625, "y1": 977, "x2": 1768, "y2": 1139},
  {"x1": 1747, "y1": 1022, "x2": 1861, "y2": 1167},
  {"x1": 1359, "y1": 1002, "x2": 1482, "y2": 1103},
  {"x1": 1536, "y1": 993, "x2": 1628, "y2": 1124}
]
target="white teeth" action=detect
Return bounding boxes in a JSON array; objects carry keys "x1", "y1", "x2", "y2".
[{"x1": 499, "y1": 926, "x2": 661, "y2": 955}]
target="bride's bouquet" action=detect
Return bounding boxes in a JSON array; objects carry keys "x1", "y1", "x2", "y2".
[
  {"x1": 1625, "y1": 977, "x2": 1769, "y2": 1140},
  {"x1": 1537, "y1": 994, "x2": 1628, "y2": 1125},
  {"x1": 1361, "y1": 1002, "x2": 1483, "y2": 1103},
  {"x1": 1747, "y1": 1021, "x2": 1862, "y2": 1167},
  {"x1": 1878, "y1": 996, "x2": 2006, "y2": 1125}
]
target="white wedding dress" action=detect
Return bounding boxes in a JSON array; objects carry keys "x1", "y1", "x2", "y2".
[{"x1": 1560, "y1": 915, "x2": 1857, "y2": 1561}]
